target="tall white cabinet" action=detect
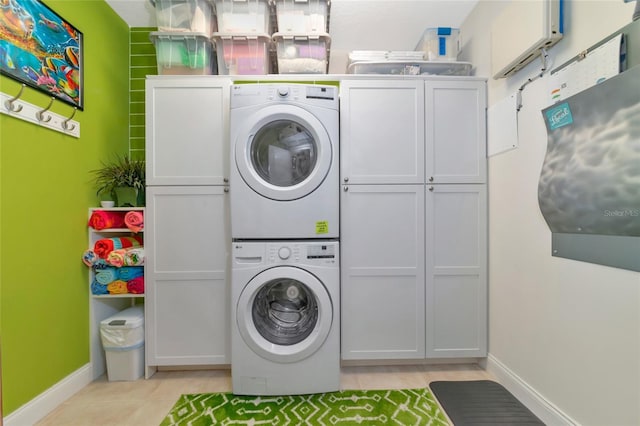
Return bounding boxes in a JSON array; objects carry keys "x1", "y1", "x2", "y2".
[
  {"x1": 340, "y1": 77, "x2": 487, "y2": 360},
  {"x1": 145, "y1": 77, "x2": 232, "y2": 370}
]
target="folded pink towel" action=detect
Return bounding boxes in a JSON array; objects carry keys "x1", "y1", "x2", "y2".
[
  {"x1": 106, "y1": 247, "x2": 145, "y2": 267},
  {"x1": 127, "y1": 276, "x2": 144, "y2": 294},
  {"x1": 125, "y1": 211, "x2": 144, "y2": 233}
]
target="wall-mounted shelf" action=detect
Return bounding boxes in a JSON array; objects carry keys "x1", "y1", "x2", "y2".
[{"x1": 1, "y1": 88, "x2": 80, "y2": 138}]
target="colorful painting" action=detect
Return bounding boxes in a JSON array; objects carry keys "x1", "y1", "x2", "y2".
[{"x1": 0, "y1": 0, "x2": 83, "y2": 109}]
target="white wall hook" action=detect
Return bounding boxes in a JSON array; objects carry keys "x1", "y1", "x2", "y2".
[
  {"x1": 62, "y1": 107, "x2": 78, "y2": 131},
  {"x1": 4, "y1": 84, "x2": 25, "y2": 113},
  {"x1": 36, "y1": 97, "x2": 55, "y2": 123}
]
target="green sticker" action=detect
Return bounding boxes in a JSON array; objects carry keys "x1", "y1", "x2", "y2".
[{"x1": 316, "y1": 221, "x2": 329, "y2": 234}]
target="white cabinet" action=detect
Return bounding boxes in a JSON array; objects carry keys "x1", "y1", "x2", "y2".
[
  {"x1": 145, "y1": 186, "x2": 230, "y2": 365},
  {"x1": 339, "y1": 80, "x2": 425, "y2": 184},
  {"x1": 339, "y1": 77, "x2": 487, "y2": 361},
  {"x1": 425, "y1": 80, "x2": 487, "y2": 184},
  {"x1": 145, "y1": 78, "x2": 231, "y2": 186},
  {"x1": 340, "y1": 185, "x2": 425, "y2": 360},
  {"x1": 145, "y1": 77, "x2": 231, "y2": 368},
  {"x1": 425, "y1": 184, "x2": 487, "y2": 357},
  {"x1": 87, "y1": 207, "x2": 145, "y2": 379}
]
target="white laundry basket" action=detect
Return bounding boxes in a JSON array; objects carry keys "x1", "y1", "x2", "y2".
[{"x1": 100, "y1": 305, "x2": 145, "y2": 381}]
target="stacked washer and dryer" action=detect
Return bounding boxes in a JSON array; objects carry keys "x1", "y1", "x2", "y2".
[{"x1": 229, "y1": 83, "x2": 341, "y2": 395}]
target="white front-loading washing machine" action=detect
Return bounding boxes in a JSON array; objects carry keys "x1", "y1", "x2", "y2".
[
  {"x1": 230, "y1": 83, "x2": 339, "y2": 240},
  {"x1": 231, "y1": 240, "x2": 340, "y2": 395}
]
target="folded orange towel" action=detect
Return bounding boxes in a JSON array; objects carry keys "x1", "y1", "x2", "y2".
[
  {"x1": 107, "y1": 280, "x2": 128, "y2": 294},
  {"x1": 124, "y1": 211, "x2": 144, "y2": 233},
  {"x1": 88, "y1": 210, "x2": 126, "y2": 230}
]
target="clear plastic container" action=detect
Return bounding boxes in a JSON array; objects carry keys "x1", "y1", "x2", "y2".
[
  {"x1": 274, "y1": 0, "x2": 328, "y2": 33},
  {"x1": 150, "y1": 31, "x2": 216, "y2": 75},
  {"x1": 273, "y1": 33, "x2": 330, "y2": 74},
  {"x1": 154, "y1": 0, "x2": 216, "y2": 36},
  {"x1": 416, "y1": 27, "x2": 461, "y2": 61},
  {"x1": 347, "y1": 61, "x2": 472, "y2": 76},
  {"x1": 212, "y1": 33, "x2": 271, "y2": 75},
  {"x1": 213, "y1": 0, "x2": 271, "y2": 34}
]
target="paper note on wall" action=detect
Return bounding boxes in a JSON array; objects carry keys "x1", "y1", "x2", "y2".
[
  {"x1": 488, "y1": 93, "x2": 519, "y2": 157},
  {"x1": 548, "y1": 34, "x2": 623, "y2": 105}
]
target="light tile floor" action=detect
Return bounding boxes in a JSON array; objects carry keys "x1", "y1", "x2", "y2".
[{"x1": 36, "y1": 364, "x2": 494, "y2": 425}]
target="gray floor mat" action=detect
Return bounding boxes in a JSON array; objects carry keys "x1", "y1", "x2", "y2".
[{"x1": 429, "y1": 380, "x2": 545, "y2": 425}]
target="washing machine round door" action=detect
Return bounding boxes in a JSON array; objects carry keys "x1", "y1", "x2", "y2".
[
  {"x1": 236, "y1": 266, "x2": 333, "y2": 363},
  {"x1": 234, "y1": 105, "x2": 333, "y2": 201}
]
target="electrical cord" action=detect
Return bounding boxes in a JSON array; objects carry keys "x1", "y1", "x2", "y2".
[{"x1": 516, "y1": 48, "x2": 549, "y2": 111}]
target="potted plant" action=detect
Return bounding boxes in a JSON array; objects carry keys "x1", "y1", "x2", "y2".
[{"x1": 91, "y1": 154, "x2": 145, "y2": 207}]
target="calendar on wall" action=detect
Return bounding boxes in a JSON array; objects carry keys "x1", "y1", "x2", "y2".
[{"x1": 547, "y1": 34, "x2": 625, "y2": 105}]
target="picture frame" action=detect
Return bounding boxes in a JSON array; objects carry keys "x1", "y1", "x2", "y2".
[{"x1": 0, "y1": 0, "x2": 84, "y2": 110}]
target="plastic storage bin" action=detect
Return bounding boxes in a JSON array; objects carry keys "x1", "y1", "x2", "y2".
[
  {"x1": 154, "y1": 0, "x2": 216, "y2": 36},
  {"x1": 213, "y1": 0, "x2": 270, "y2": 34},
  {"x1": 273, "y1": 33, "x2": 329, "y2": 74},
  {"x1": 100, "y1": 305, "x2": 145, "y2": 381},
  {"x1": 416, "y1": 27, "x2": 460, "y2": 61},
  {"x1": 274, "y1": 0, "x2": 328, "y2": 33},
  {"x1": 347, "y1": 61, "x2": 472, "y2": 76},
  {"x1": 150, "y1": 31, "x2": 216, "y2": 75},
  {"x1": 212, "y1": 33, "x2": 270, "y2": 75}
]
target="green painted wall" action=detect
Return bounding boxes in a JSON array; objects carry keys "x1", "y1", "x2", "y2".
[
  {"x1": 0, "y1": 1, "x2": 129, "y2": 415},
  {"x1": 129, "y1": 27, "x2": 157, "y2": 161}
]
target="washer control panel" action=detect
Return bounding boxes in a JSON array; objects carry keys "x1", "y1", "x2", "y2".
[
  {"x1": 265, "y1": 242, "x2": 338, "y2": 266},
  {"x1": 230, "y1": 84, "x2": 338, "y2": 110}
]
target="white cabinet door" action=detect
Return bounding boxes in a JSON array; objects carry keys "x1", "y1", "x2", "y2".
[
  {"x1": 145, "y1": 186, "x2": 230, "y2": 365},
  {"x1": 425, "y1": 80, "x2": 486, "y2": 184},
  {"x1": 146, "y1": 78, "x2": 231, "y2": 186},
  {"x1": 341, "y1": 184, "x2": 426, "y2": 360},
  {"x1": 340, "y1": 80, "x2": 425, "y2": 184},
  {"x1": 425, "y1": 184, "x2": 487, "y2": 358}
]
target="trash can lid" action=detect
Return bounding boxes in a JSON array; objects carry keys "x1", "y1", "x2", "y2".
[{"x1": 100, "y1": 305, "x2": 144, "y2": 329}]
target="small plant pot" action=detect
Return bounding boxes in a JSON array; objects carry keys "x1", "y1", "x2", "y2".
[{"x1": 115, "y1": 187, "x2": 139, "y2": 207}]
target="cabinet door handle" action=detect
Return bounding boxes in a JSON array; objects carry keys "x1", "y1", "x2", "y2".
[
  {"x1": 223, "y1": 178, "x2": 229, "y2": 183},
  {"x1": 224, "y1": 188, "x2": 229, "y2": 193},
  {"x1": 428, "y1": 176, "x2": 434, "y2": 182},
  {"x1": 343, "y1": 186, "x2": 348, "y2": 192},
  {"x1": 343, "y1": 177, "x2": 349, "y2": 183},
  {"x1": 428, "y1": 186, "x2": 434, "y2": 192}
]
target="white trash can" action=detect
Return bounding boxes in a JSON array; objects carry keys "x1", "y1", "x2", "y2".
[{"x1": 100, "y1": 305, "x2": 145, "y2": 381}]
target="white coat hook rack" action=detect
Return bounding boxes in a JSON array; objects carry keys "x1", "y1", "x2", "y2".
[{"x1": 1, "y1": 88, "x2": 80, "y2": 138}]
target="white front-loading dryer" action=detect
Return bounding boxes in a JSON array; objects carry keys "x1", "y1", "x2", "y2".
[
  {"x1": 231, "y1": 240, "x2": 340, "y2": 395},
  {"x1": 230, "y1": 83, "x2": 339, "y2": 240}
]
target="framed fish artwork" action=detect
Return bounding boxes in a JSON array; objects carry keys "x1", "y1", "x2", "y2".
[{"x1": 0, "y1": 0, "x2": 83, "y2": 109}]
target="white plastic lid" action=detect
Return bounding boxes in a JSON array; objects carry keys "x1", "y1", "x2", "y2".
[
  {"x1": 100, "y1": 305, "x2": 144, "y2": 329},
  {"x1": 272, "y1": 32, "x2": 330, "y2": 43}
]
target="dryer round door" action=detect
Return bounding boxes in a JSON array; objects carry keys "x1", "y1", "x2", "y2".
[
  {"x1": 236, "y1": 266, "x2": 333, "y2": 363},
  {"x1": 234, "y1": 105, "x2": 333, "y2": 201}
]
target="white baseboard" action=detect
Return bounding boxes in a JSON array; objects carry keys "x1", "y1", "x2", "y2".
[
  {"x1": 486, "y1": 354, "x2": 578, "y2": 426},
  {"x1": 4, "y1": 364, "x2": 92, "y2": 426}
]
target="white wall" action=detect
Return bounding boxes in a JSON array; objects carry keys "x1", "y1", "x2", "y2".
[{"x1": 461, "y1": 1, "x2": 640, "y2": 425}]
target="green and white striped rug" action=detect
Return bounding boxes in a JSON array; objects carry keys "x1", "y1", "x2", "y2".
[{"x1": 161, "y1": 388, "x2": 449, "y2": 425}]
